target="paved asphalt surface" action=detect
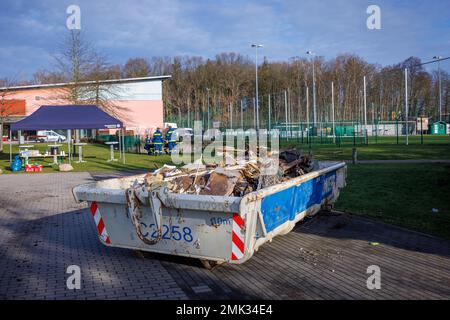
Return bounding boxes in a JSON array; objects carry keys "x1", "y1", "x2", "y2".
[{"x1": 0, "y1": 172, "x2": 449, "y2": 299}]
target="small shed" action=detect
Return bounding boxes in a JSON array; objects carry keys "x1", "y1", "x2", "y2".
[{"x1": 430, "y1": 121, "x2": 448, "y2": 135}]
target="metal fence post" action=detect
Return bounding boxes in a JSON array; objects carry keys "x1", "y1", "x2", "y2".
[
  {"x1": 309, "y1": 128, "x2": 312, "y2": 150},
  {"x1": 301, "y1": 122, "x2": 304, "y2": 144},
  {"x1": 420, "y1": 117, "x2": 424, "y2": 145},
  {"x1": 268, "y1": 94, "x2": 271, "y2": 131},
  {"x1": 353, "y1": 121, "x2": 356, "y2": 147},
  {"x1": 284, "y1": 90, "x2": 288, "y2": 141},
  {"x1": 396, "y1": 118, "x2": 399, "y2": 145},
  {"x1": 375, "y1": 119, "x2": 378, "y2": 143},
  {"x1": 352, "y1": 147, "x2": 357, "y2": 165},
  {"x1": 320, "y1": 122, "x2": 323, "y2": 144}
]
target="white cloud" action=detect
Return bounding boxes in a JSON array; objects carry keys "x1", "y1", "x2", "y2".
[
  {"x1": 81, "y1": 0, "x2": 212, "y2": 53},
  {"x1": 0, "y1": 0, "x2": 449, "y2": 79}
]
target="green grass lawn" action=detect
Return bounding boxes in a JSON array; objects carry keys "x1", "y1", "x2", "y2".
[
  {"x1": 1, "y1": 135, "x2": 448, "y2": 174},
  {"x1": 281, "y1": 135, "x2": 450, "y2": 160},
  {"x1": 335, "y1": 163, "x2": 450, "y2": 239},
  {"x1": 0, "y1": 143, "x2": 172, "y2": 174}
]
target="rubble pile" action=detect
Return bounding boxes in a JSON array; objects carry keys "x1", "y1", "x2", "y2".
[
  {"x1": 278, "y1": 150, "x2": 315, "y2": 179},
  {"x1": 142, "y1": 150, "x2": 315, "y2": 197}
]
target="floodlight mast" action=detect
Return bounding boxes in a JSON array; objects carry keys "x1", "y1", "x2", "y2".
[
  {"x1": 433, "y1": 56, "x2": 443, "y2": 122},
  {"x1": 306, "y1": 51, "x2": 317, "y2": 133},
  {"x1": 251, "y1": 44, "x2": 263, "y2": 130}
]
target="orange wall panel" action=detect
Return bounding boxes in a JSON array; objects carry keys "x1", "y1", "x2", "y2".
[{"x1": 1, "y1": 99, "x2": 26, "y2": 116}]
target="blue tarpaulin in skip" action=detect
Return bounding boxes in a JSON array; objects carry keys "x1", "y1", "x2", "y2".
[{"x1": 11, "y1": 105, "x2": 123, "y2": 131}]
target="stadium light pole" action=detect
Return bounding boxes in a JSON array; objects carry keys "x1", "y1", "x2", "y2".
[
  {"x1": 251, "y1": 44, "x2": 263, "y2": 130},
  {"x1": 306, "y1": 84, "x2": 310, "y2": 137},
  {"x1": 306, "y1": 51, "x2": 317, "y2": 133},
  {"x1": 363, "y1": 75, "x2": 368, "y2": 142},
  {"x1": 433, "y1": 56, "x2": 443, "y2": 121},
  {"x1": 331, "y1": 81, "x2": 335, "y2": 144},
  {"x1": 405, "y1": 68, "x2": 409, "y2": 146}
]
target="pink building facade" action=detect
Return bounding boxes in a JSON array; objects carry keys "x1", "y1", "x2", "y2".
[{"x1": 1, "y1": 76, "x2": 170, "y2": 137}]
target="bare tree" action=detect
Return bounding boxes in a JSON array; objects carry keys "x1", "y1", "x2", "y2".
[
  {"x1": 5, "y1": 43, "x2": 447, "y2": 129},
  {"x1": 123, "y1": 58, "x2": 151, "y2": 78},
  {"x1": 82, "y1": 53, "x2": 128, "y2": 118},
  {"x1": 50, "y1": 30, "x2": 128, "y2": 117},
  {"x1": 33, "y1": 70, "x2": 66, "y2": 84},
  {"x1": 52, "y1": 30, "x2": 95, "y2": 103}
]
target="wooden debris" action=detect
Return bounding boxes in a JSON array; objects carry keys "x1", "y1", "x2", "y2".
[
  {"x1": 181, "y1": 162, "x2": 206, "y2": 173},
  {"x1": 279, "y1": 150, "x2": 314, "y2": 177},
  {"x1": 200, "y1": 168, "x2": 242, "y2": 196},
  {"x1": 153, "y1": 165, "x2": 182, "y2": 178},
  {"x1": 167, "y1": 175, "x2": 194, "y2": 193},
  {"x1": 144, "y1": 173, "x2": 166, "y2": 190},
  {"x1": 279, "y1": 159, "x2": 302, "y2": 173}
]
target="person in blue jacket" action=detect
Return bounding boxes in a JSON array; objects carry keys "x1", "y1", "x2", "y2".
[
  {"x1": 143, "y1": 135, "x2": 153, "y2": 155},
  {"x1": 152, "y1": 128, "x2": 163, "y2": 155},
  {"x1": 166, "y1": 126, "x2": 177, "y2": 154}
]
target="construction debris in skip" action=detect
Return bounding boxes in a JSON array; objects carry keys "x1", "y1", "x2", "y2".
[{"x1": 143, "y1": 150, "x2": 315, "y2": 197}]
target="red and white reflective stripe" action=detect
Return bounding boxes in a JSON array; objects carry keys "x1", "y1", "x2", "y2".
[
  {"x1": 231, "y1": 213, "x2": 245, "y2": 260},
  {"x1": 90, "y1": 202, "x2": 111, "y2": 244}
]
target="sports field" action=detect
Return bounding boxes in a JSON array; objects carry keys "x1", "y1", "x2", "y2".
[{"x1": 1, "y1": 135, "x2": 449, "y2": 238}]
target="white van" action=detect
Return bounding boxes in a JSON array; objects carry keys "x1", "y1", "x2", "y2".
[
  {"x1": 172, "y1": 127, "x2": 194, "y2": 142},
  {"x1": 36, "y1": 130, "x2": 66, "y2": 143}
]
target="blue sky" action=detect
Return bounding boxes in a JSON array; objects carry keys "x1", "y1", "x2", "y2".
[{"x1": 1, "y1": 0, "x2": 449, "y2": 81}]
